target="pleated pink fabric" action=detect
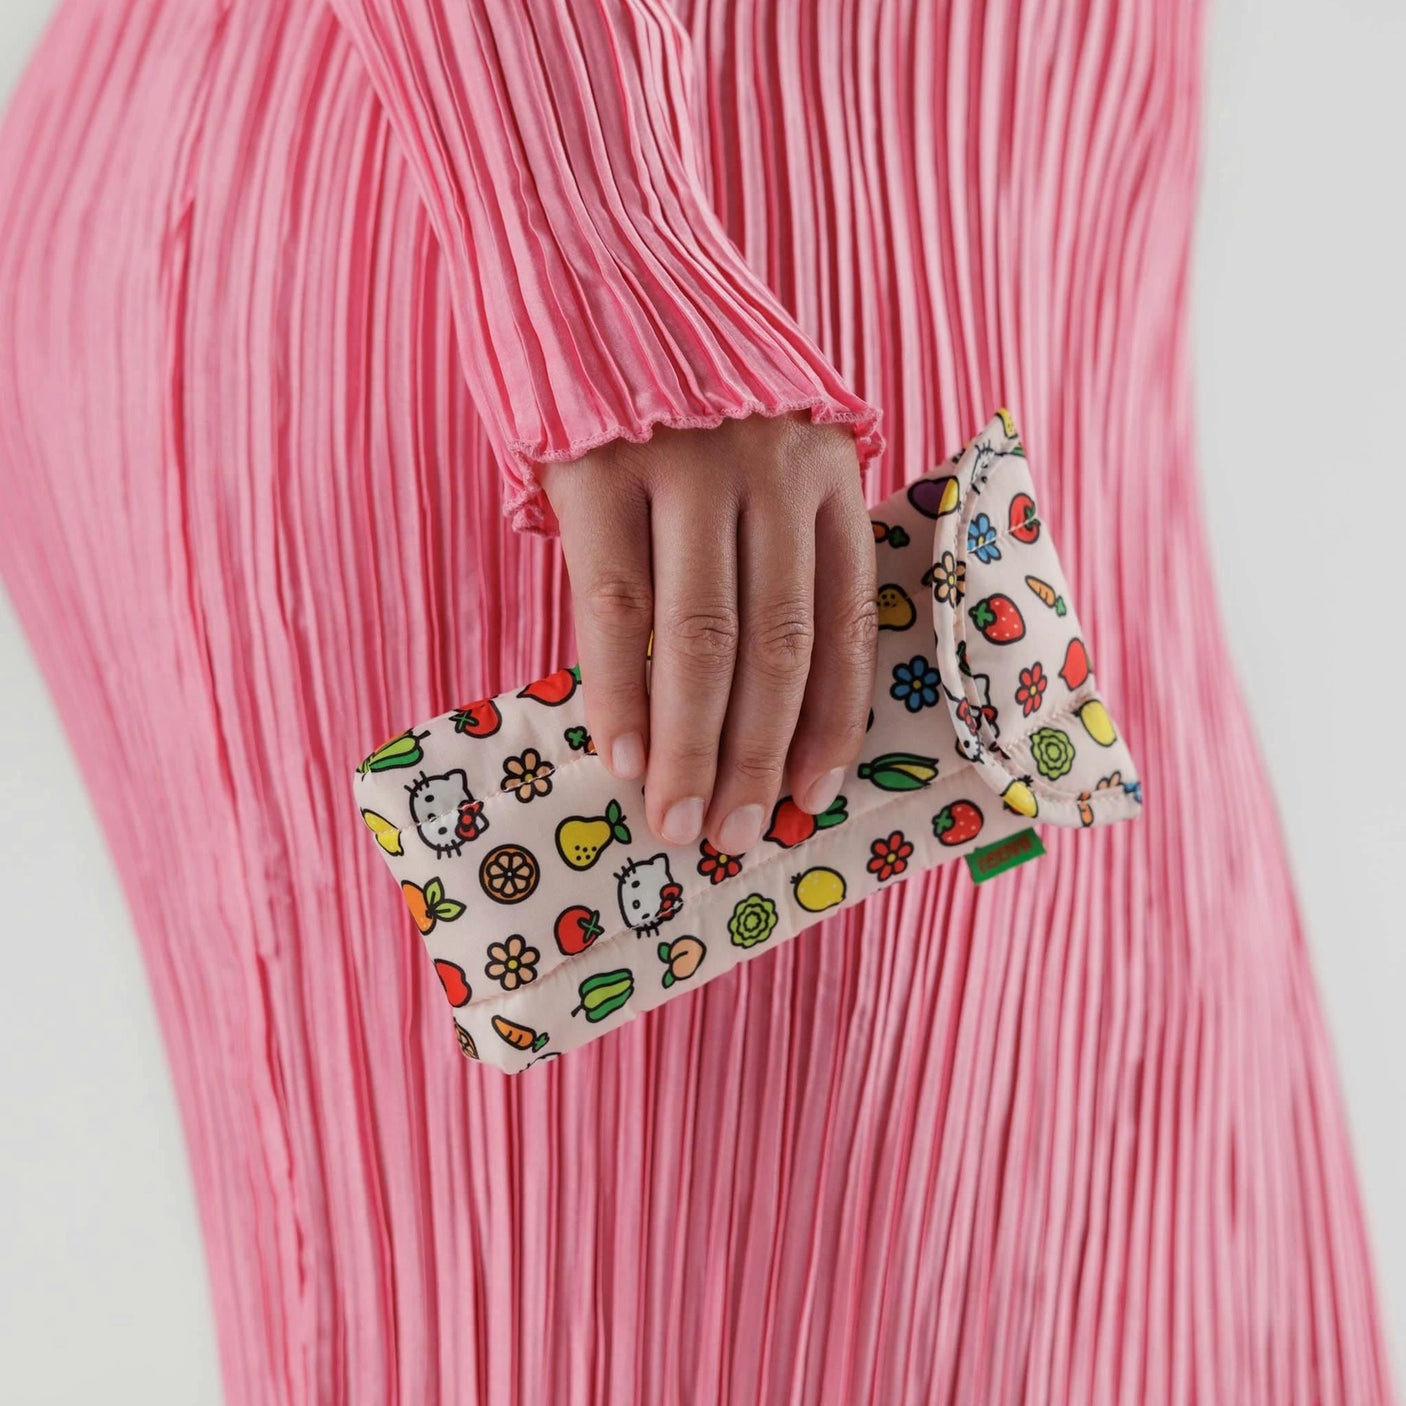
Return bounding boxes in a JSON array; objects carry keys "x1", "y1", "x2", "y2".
[{"x1": 0, "y1": 1, "x2": 1396, "y2": 1403}]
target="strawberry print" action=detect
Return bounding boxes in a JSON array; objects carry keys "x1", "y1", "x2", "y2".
[
  {"x1": 933, "y1": 801, "x2": 984, "y2": 846},
  {"x1": 968, "y1": 594, "x2": 1025, "y2": 644}
]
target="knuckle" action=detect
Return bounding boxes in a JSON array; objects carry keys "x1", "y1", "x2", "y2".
[
  {"x1": 728, "y1": 748, "x2": 784, "y2": 788},
  {"x1": 747, "y1": 605, "x2": 815, "y2": 678},
  {"x1": 661, "y1": 603, "x2": 741, "y2": 667},
  {"x1": 582, "y1": 575, "x2": 653, "y2": 635},
  {"x1": 657, "y1": 736, "x2": 719, "y2": 779},
  {"x1": 838, "y1": 592, "x2": 880, "y2": 657}
]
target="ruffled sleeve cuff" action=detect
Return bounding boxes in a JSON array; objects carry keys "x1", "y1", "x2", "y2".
[{"x1": 327, "y1": 0, "x2": 884, "y2": 535}]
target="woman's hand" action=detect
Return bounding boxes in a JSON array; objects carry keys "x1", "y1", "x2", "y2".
[{"x1": 539, "y1": 411, "x2": 879, "y2": 857}]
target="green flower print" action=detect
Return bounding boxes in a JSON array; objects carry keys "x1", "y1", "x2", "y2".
[
  {"x1": 728, "y1": 893, "x2": 779, "y2": 949},
  {"x1": 1030, "y1": 726, "x2": 1076, "y2": 781}
]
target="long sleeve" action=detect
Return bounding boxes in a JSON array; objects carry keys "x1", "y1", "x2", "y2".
[{"x1": 325, "y1": 0, "x2": 885, "y2": 533}]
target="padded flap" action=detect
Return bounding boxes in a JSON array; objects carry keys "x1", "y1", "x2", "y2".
[{"x1": 922, "y1": 411, "x2": 1143, "y2": 828}]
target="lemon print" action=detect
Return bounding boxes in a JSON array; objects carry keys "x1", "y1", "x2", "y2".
[
  {"x1": 937, "y1": 476, "x2": 960, "y2": 515},
  {"x1": 1078, "y1": 699, "x2": 1117, "y2": 747},
  {"x1": 997, "y1": 406, "x2": 1018, "y2": 438},
  {"x1": 1000, "y1": 779, "x2": 1039, "y2": 818},
  {"x1": 876, "y1": 583, "x2": 916, "y2": 631},
  {"x1": 792, "y1": 866, "x2": 846, "y2": 913},
  {"x1": 359, "y1": 808, "x2": 403, "y2": 856}
]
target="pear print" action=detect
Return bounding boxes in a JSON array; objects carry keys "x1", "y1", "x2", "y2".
[{"x1": 556, "y1": 799, "x2": 631, "y2": 870}]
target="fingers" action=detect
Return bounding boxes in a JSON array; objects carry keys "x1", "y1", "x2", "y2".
[
  {"x1": 700, "y1": 502, "x2": 816, "y2": 854},
  {"x1": 643, "y1": 474, "x2": 740, "y2": 847},
  {"x1": 548, "y1": 467, "x2": 654, "y2": 781},
  {"x1": 785, "y1": 483, "x2": 879, "y2": 813},
  {"x1": 543, "y1": 417, "x2": 873, "y2": 861}
]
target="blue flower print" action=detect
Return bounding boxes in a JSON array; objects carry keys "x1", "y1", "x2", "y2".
[
  {"x1": 890, "y1": 655, "x2": 942, "y2": 712},
  {"x1": 967, "y1": 513, "x2": 1001, "y2": 564}
]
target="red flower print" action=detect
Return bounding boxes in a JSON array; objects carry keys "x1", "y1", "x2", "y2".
[
  {"x1": 866, "y1": 830, "x2": 914, "y2": 882},
  {"x1": 1015, "y1": 662, "x2": 1047, "y2": 717},
  {"x1": 697, "y1": 840, "x2": 742, "y2": 885}
]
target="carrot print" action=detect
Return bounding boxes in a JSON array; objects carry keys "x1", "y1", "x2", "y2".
[{"x1": 1024, "y1": 575, "x2": 1067, "y2": 617}]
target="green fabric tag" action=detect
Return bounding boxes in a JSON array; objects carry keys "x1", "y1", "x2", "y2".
[{"x1": 966, "y1": 827, "x2": 1045, "y2": 884}]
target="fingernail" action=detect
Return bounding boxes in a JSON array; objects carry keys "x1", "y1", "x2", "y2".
[
  {"x1": 717, "y1": 804, "x2": 764, "y2": 856},
  {"x1": 660, "y1": 796, "x2": 705, "y2": 846},
  {"x1": 611, "y1": 732, "x2": 645, "y2": 779},
  {"x1": 799, "y1": 767, "x2": 845, "y2": 816}
]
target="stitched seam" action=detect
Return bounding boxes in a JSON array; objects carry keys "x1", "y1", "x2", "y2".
[
  {"x1": 455, "y1": 765, "x2": 981, "y2": 1017},
  {"x1": 357, "y1": 722, "x2": 603, "y2": 822},
  {"x1": 942, "y1": 454, "x2": 1134, "y2": 815}
]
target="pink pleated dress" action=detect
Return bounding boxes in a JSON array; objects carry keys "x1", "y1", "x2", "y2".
[{"x1": 0, "y1": 1, "x2": 1395, "y2": 1402}]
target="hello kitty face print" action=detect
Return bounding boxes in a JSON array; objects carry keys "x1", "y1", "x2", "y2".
[
  {"x1": 407, "y1": 768, "x2": 489, "y2": 856},
  {"x1": 616, "y1": 854, "x2": 684, "y2": 937}
]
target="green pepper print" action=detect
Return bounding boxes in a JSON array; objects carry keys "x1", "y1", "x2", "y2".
[
  {"x1": 571, "y1": 969, "x2": 635, "y2": 1022},
  {"x1": 357, "y1": 727, "x2": 429, "y2": 774}
]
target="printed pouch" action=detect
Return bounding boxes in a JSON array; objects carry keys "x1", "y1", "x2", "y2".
[{"x1": 351, "y1": 411, "x2": 1143, "y2": 1072}]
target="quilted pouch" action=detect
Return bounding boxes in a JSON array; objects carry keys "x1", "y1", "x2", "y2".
[{"x1": 352, "y1": 410, "x2": 1143, "y2": 1073}]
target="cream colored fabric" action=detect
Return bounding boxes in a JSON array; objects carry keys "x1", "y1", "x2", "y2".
[{"x1": 352, "y1": 412, "x2": 1142, "y2": 1072}]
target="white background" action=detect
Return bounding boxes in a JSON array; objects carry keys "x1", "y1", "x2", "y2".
[{"x1": 2, "y1": 2, "x2": 1402, "y2": 1399}]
